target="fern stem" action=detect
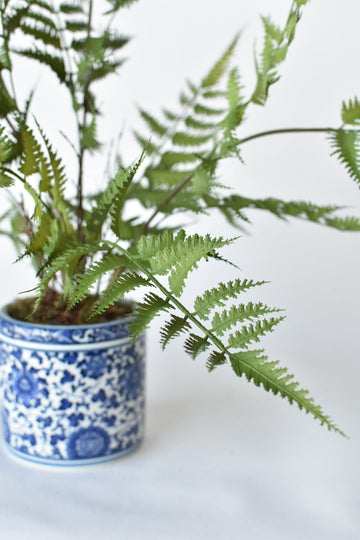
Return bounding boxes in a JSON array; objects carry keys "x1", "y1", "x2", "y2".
[
  {"x1": 238, "y1": 127, "x2": 339, "y2": 146},
  {"x1": 141, "y1": 172, "x2": 195, "y2": 234}
]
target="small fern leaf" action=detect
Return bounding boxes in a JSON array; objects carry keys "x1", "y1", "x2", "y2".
[
  {"x1": 211, "y1": 302, "x2": 280, "y2": 337},
  {"x1": 159, "y1": 314, "x2": 191, "y2": 349},
  {"x1": 35, "y1": 243, "x2": 99, "y2": 310},
  {"x1": 92, "y1": 272, "x2": 149, "y2": 316},
  {"x1": 329, "y1": 130, "x2": 360, "y2": 186},
  {"x1": 227, "y1": 317, "x2": 285, "y2": 349},
  {"x1": 69, "y1": 253, "x2": 128, "y2": 309},
  {"x1": 193, "y1": 278, "x2": 267, "y2": 320},
  {"x1": 129, "y1": 292, "x2": 170, "y2": 338},
  {"x1": 194, "y1": 104, "x2": 226, "y2": 117},
  {"x1": 15, "y1": 48, "x2": 67, "y2": 83},
  {"x1": 19, "y1": 124, "x2": 42, "y2": 176},
  {"x1": 184, "y1": 333, "x2": 210, "y2": 359},
  {"x1": 172, "y1": 132, "x2": 213, "y2": 147},
  {"x1": 139, "y1": 109, "x2": 167, "y2": 137},
  {"x1": 206, "y1": 350, "x2": 226, "y2": 372},
  {"x1": 161, "y1": 151, "x2": 198, "y2": 167},
  {"x1": 341, "y1": 97, "x2": 360, "y2": 125},
  {"x1": 201, "y1": 35, "x2": 239, "y2": 88},
  {"x1": 229, "y1": 350, "x2": 344, "y2": 435}
]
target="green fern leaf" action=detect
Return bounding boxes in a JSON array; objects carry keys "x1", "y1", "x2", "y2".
[
  {"x1": 139, "y1": 231, "x2": 235, "y2": 295},
  {"x1": 183, "y1": 333, "x2": 210, "y2": 359},
  {"x1": 228, "y1": 317, "x2": 285, "y2": 349},
  {"x1": 129, "y1": 292, "x2": 170, "y2": 338},
  {"x1": 139, "y1": 109, "x2": 167, "y2": 137},
  {"x1": 329, "y1": 129, "x2": 360, "y2": 185},
  {"x1": 81, "y1": 115, "x2": 101, "y2": 152},
  {"x1": 159, "y1": 314, "x2": 191, "y2": 349},
  {"x1": 110, "y1": 154, "x2": 144, "y2": 237},
  {"x1": 19, "y1": 124, "x2": 42, "y2": 176},
  {"x1": 60, "y1": 3, "x2": 84, "y2": 14},
  {"x1": 137, "y1": 230, "x2": 181, "y2": 262},
  {"x1": 194, "y1": 104, "x2": 226, "y2": 117},
  {"x1": 65, "y1": 20, "x2": 89, "y2": 32},
  {"x1": 206, "y1": 350, "x2": 226, "y2": 371},
  {"x1": 91, "y1": 272, "x2": 149, "y2": 316},
  {"x1": 193, "y1": 278, "x2": 267, "y2": 320},
  {"x1": 161, "y1": 151, "x2": 198, "y2": 167},
  {"x1": 211, "y1": 302, "x2": 280, "y2": 337},
  {"x1": 35, "y1": 243, "x2": 99, "y2": 309},
  {"x1": 201, "y1": 35, "x2": 239, "y2": 88},
  {"x1": 324, "y1": 215, "x2": 360, "y2": 231},
  {"x1": 0, "y1": 128, "x2": 13, "y2": 164},
  {"x1": 20, "y1": 22, "x2": 61, "y2": 49},
  {"x1": 69, "y1": 253, "x2": 128, "y2": 308},
  {"x1": 146, "y1": 168, "x2": 192, "y2": 187},
  {"x1": 341, "y1": 97, "x2": 360, "y2": 126},
  {"x1": 184, "y1": 116, "x2": 219, "y2": 131},
  {"x1": 172, "y1": 132, "x2": 213, "y2": 147},
  {"x1": 15, "y1": 48, "x2": 67, "y2": 83},
  {"x1": 229, "y1": 350, "x2": 344, "y2": 435}
]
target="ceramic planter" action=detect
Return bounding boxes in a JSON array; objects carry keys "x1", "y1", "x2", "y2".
[{"x1": 0, "y1": 307, "x2": 145, "y2": 466}]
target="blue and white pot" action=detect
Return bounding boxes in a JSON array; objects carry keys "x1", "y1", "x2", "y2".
[{"x1": 0, "y1": 307, "x2": 145, "y2": 466}]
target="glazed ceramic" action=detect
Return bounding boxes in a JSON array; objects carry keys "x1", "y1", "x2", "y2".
[{"x1": 0, "y1": 307, "x2": 145, "y2": 466}]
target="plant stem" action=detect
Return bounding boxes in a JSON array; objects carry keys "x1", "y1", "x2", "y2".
[
  {"x1": 77, "y1": 0, "x2": 93, "y2": 241},
  {"x1": 238, "y1": 127, "x2": 338, "y2": 145},
  {"x1": 141, "y1": 172, "x2": 195, "y2": 235}
]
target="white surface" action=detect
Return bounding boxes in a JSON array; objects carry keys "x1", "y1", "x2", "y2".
[{"x1": 1, "y1": 0, "x2": 360, "y2": 539}]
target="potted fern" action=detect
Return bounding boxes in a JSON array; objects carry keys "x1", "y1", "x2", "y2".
[{"x1": 0, "y1": 0, "x2": 359, "y2": 465}]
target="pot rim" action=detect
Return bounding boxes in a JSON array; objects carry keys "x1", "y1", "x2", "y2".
[{"x1": 0, "y1": 300, "x2": 135, "y2": 330}]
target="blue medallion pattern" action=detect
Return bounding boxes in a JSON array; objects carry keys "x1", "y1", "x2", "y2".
[{"x1": 0, "y1": 307, "x2": 145, "y2": 465}]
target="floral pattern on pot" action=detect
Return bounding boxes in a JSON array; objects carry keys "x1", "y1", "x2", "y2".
[{"x1": 0, "y1": 308, "x2": 145, "y2": 465}]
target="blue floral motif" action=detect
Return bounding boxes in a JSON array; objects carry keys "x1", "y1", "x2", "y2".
[
  {"x1": 80, "y1": 351, "x2": 108, "y2": 379},
  {"x1": 120, "y1": 356, "x2": 144, "y2": 399},
  {"x1": 67, "y1": 426, "x2": 110, "y2": 459},
  {"x1": 11, "y1": 367, "x2": 42, "y2": 407},
  {"x1": 0, "y1": 310, "x2": 146, "y2": 465}
]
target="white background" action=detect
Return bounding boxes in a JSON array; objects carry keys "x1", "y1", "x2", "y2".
[{"x1": 1, "y1": 1, "x2": 360, "y2": 539}]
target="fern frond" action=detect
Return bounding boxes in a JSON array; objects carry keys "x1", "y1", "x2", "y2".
[
  {"x1": 139, "y1": 109, "x2": 167, "y2": 137},
  {"x1": 201, "y1": 34, "x2": 239, "y2": 88},
  {"x1": 193, "y1": 278, "x2": 267, "y2": 320},
  {"x1": 19, "y1": 124, "x2": 42, "y2": 176},
  {"x1": 20, "y1": 22, "x2": 61, "y2": 49},
  {"x1": 138, "y1": 230, "x2": 235, "y2": 296},
  {"x1": 206, "y1": 350, "x2": 226, "y2": 371},
  {"x1": 329, "y1": 129, "x2": 360, "y2": 185},
  {"x1": 161, "y1": 151, "x2": 198, "y2": 167},
  {"x1": 194, "y1": 104, "x2": 226, "y2": 117},
  {"x1": 227, "y1": 317, "x2": 285, "y2": 349},
  {"x1": 91, "y1": 272, "x2": 149, "y2": 316},
  {"x1": 159, "y1": 314, "x2": 191, "y2": 349},
  {"x1": 129, "y1": 292, "x2": 170, "y2": 338},
  {"x1": 59, "y1": 3, "x2": 84, "y2": 14},
  {"x1": 110, "y1": 154, "x2": 145, "y2": 236},
  {"x1": 35, "y1": 243, "x2": 99, "y2": 309},
  {"x1": 68, "y1": 253, "x2": 127, "y2": 308},
  {"x1": 183, "y1": 333, "x2": 210, "y2": 359},
  {"x1": 229, "y1": 350, "x2": 344, "y2": 435},
  {"x1": 324, "y1": 215, "x2": 360, "y2": 231},
  {"x1": 211, "y1": 302, "x2": 280, "y2": 337},
  {"x1": 341, "y1": 97, "x2": 360, "y2": 126},
  {"x1": 15, "y1": 48, "x2": 67, "y2": 83},
  {"x1": 172, "y1": 132, "x2": 213, "y2": 147}
]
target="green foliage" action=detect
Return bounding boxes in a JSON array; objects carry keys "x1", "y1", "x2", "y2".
[
  {"x1": 341, "y1": 97, "x2": 360, "y2": 126},
  {"x1": 329, "y1": 129, "x2": 360, "y2": 186},
  {"x1": 0, "y1": 0, "x2": 358, "y2": 436}
]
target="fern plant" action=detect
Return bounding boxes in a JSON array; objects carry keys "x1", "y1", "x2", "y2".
[{"x1": 0, "y1": 0, "x2": 359, "y2": 435}]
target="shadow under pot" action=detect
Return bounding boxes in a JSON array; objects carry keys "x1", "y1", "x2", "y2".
[{"x1": 0, "y1": 306, "x2": 145, "y2": 466}]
